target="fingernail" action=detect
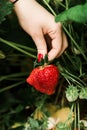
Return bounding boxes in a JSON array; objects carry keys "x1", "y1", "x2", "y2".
[{"x1": 37, "y1": 53, "x2": 43, "y2": 62}]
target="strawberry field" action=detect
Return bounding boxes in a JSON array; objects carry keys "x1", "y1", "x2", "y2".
[{"x1": 0, "y1": 0, "x2": 87, "y2": 130}]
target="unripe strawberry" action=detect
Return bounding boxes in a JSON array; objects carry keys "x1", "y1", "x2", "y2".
[{"x1": 26, "y1": 54, "x2": 59, "y2": 95}]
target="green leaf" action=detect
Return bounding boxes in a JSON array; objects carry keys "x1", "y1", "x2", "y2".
[
  {"x1": 0, "y1": 0, "x2": 13, "y2": 24},
  {"x1": 55, "y1": 3, "x2": 87, "y2": 23},
  {"x1": 57, "y1": 122, "x2": 69, "y2": 130},
  {"x1": 15, "y1": 105, "x2": 24, "y2": 113},
  {"x1": 28, "y1": 117, "x2": 39, "y2": 129}
]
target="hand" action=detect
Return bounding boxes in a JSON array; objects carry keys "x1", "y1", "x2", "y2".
[{"x1": 13, "y1": 0, "x2": 68, "y2": 61}]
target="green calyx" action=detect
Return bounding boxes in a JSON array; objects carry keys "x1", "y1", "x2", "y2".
[{"x1": 34, "y1": 54, "x2": 48, "y2": 68}]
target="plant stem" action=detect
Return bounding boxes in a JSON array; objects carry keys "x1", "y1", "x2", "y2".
[
  {"x1": 13, "y1": 42, "x2": 36, "y2": 52},
  {"x1": 65, "y1": 0, "x2": 69, "y2": 10},
  {"x1": 74, "y1": 102, "x2": 77, "y2": 130},
  {"x1": 77, "y1": 101, "x2": 80, "y2": 130},
  {"x1": 0, "y1": 80, "x2": 25, "y2": 93},
  {"x1": 61, "y1": 72, "x2": 84, "y2": 88},
  {"x1": 65, "y1": 103, "x2": 74, "y2": 122},
  {"x1": 0, "y1": 72, "x2": 29, "y2": 81},
  {"x1": 55, "y1": 78, "x2": 64, "y2": 104},
  {"x1": 64, "y1": 52, "x2": 78, "y2": 69},
  {"x1": 43, "y1": 0, "x2": 56, "y2": 16},
  {"x1": 79, "y1": 60, "x2": 83, "y2": 76},
  {"x1": 63, "y1": 25, "x2": 87, "y2": 62},
  {"x1": 0, "y1": 38, "x2": 36, "y2": 59},
  {"x1": 58, "y1": 1, "x2": 66, "y2": 9},
  {"x1": 63, "y1": 69, "x2": 86, "y2": 86}
]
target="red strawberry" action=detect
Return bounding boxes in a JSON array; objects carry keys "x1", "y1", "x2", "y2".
[
  {"x1": 26, "y1": 65, "x2": 59, "y2": 95},
  {"x1": 26, "y1": 54, "x2": 59, "y2": 95}
]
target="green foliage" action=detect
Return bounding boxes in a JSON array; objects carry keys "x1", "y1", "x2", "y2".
[
  {"x1": 24, "y1": 116, "x2": 48, "y2": 130},
  {"x1": 34, "y1": 54, "x2": 48, "y2": 67},
  {"x1": 55, "y1": 3, "x2": 87, "y2": 23},
  {"x1": 0, "y1": 0, "x2": 87, "y2": 130},
  {"x1": 0, "y1": 0, "x2": 13, "y2": 24},
  {"x1": 57, "y1": 122, "x2": 69, "y2": 130},
  {"x1": 27, "y1": 117, "x2": 40, "y2": 129}
]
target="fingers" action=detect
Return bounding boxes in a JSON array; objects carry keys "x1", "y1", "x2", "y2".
[
  {"x1": 57, "y1": 32, "x2": 68, "y2": 57},
  {"x1": 32, "y1": 27, "x2": 68, "y2": 61},
  {"x1": 31, "y1": 29, "x2": 47, "y2": 57},
  {"x1": 48, "y1": 29, "x2": 68, "y2": 61}
]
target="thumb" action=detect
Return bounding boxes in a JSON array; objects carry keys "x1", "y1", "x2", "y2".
[{"x1": 32, "y1": 30, "x2": 47, "y2": 57}]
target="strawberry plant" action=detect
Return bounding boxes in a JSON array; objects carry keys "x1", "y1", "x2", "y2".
[{"x1": 0, "y1": 0, "x2": 87, "y2": 130}]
